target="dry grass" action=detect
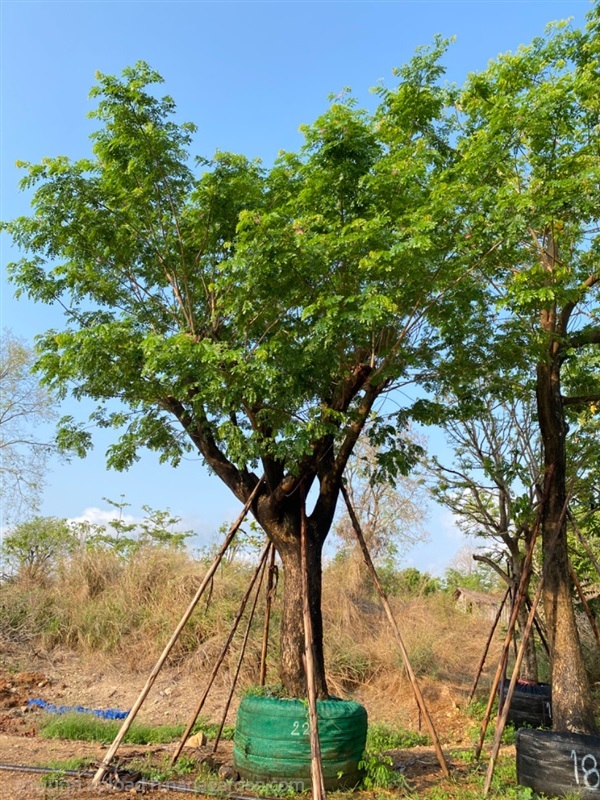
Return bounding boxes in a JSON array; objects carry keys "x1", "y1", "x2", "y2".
[{"x1": 0, "y1": 541, "x2": 579, "y2": 740}]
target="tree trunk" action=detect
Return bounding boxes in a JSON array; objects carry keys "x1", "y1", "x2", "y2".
[
  {"x1": 277, "y1": 532, "x2": 328, "y2": 698},
  {"x1": 255, "y1": 498, "x2": 329, "y2": 699},
  {"x1": 536, "y1": 359, "x2": 597, "y2": 733}
]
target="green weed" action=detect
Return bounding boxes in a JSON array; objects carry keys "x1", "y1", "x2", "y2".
[
  {"x1": 358, "y1": 751, "x2": 409, "y2": 791},
  {"x1": 367, "y1": 722, "x2": 430, "y2": 750},
  {"x1": 40, "y1": 770, "x2": 68, "y2": 789},
  {"x1": 39, "y1": 713, "x2": 234, "y2": 745},
  {"x1": 43, "y1": 757, "x2": 94, "y2": 771}
]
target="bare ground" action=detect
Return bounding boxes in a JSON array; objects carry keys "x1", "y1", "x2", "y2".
[{"x1": 0, "y1": 642, "x2": 506, "y2": 799}]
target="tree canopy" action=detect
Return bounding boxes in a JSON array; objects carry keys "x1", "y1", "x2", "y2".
[{"x1": 4, "y1": 54, "x2": 474, "y2": 523}]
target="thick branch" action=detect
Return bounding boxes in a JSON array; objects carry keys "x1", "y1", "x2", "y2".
[
  {"x1": 162, "y1": 395, "x2": 256, "y2": 501},
  {"x1": 557, "y1": 273, "x2": 599, "y2": 338},
  {"x1": 561, "y1": 394, "x2": 600, "y2": 408},
  {"x1": 566, "y1": 325, "x2": 600, "y2": 350},
  {"x1": 473, "y1": 554, "x2": 510, "y2": 586}
]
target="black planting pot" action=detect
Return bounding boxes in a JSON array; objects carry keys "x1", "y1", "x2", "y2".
[
  {"x1": 517, "y1": 728, "x2": 600, "y2": 799},
  {"x1": 498, "y1": 679, "x2": 552, "y2": 729}
]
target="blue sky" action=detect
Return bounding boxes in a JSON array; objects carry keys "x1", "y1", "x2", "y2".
[{"x1": 0, "y1": 0, "x2": 592, "y2": 573}]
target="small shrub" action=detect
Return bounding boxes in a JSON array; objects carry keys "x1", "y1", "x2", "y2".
[{"x1": 358, "y1": 752, "x2": 409, "y2": 791}]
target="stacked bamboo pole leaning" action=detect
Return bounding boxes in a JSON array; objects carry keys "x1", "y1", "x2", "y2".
[
  {"x1": 171, "y1": 540, "x2": 272, "y2": 766},
  {"x1": 473, "y1": 468, "x2": 554, "y2": 762},
  {"x1": 92, "y1": 478, "x2": 264, "y2": 787},
  {"x1": 482, "y1": 577, "x2": 545, "y2": 796},
  {"x1": 341, "y1": 483, "x2": 450, "y2": 779},
  {"x1": 301, "y1": 496, "x2": 327, "y2": 800},
  {"x1": 259, "y1": 547, "x2": 278, "y2": 686},
  {"x1": 483, "y1": 481, "x2": 573, "y2": 794},
  {"x1": 468, "y1": 585, "x2": 511, "y2": 704},
  {"x1": 213, "y1": 543, "x2": 272, "y2": 754},
  {"x1": 480, "y1": 477, "x2": 574, "y2": 795}
]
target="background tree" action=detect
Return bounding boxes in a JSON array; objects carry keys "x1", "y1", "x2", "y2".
[
  {"x1": 442, "y1": 545, "x2": 501, "y2": 594},
  {"x1": 1, "y1": 516, "x2": 77, "y2": 581},
  {"x1": 0, "y1": 330, "x2": 56, "y2": 523},
  {"x1": 333, "y1": 432, "x2": 429, "y2": 596},
  {"x1": 428, "y1": 391, "x2": 543, "y2": 680},
  {"x1": 3, "y1": 55, "x2": 468, "y2": 698}
]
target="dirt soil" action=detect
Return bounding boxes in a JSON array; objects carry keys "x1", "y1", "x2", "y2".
[{"x1": 0, "y1": 645, "x2": 499, "y2": 799}]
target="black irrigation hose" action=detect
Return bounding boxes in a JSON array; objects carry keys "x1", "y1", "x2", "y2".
[{"x1": 0, "y1": 761, "x2": 281, "y2": 799}]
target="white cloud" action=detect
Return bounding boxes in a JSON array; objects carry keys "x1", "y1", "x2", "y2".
[{"x1": 68, "y1": 506, "x2": 138, "y2": 528}]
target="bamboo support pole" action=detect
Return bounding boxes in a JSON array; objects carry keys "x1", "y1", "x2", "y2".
[
  {"x1": 341, "y1": 484, "x2": 450, "y2": 779},
  {"x1": 468, "y1": 585, "x2": 510, "y2": 704},
  {"x1": 569, "y1": 560, "x2": 600, "y2": 647},
  {"x1": 473, "y1": 489, "x2": 553, "y2": 759},
  {"x1": 507, "y1": 585, "x2": 519, "y2": 660},
  {"x1": 301, "y1": 497, "x2": 327, "y2": 800},
  {"x1": 171, "y1": 540, "x2": 271, "y2": 766},
  {"x1": 524, "y1": 594, "x2": 550, "y2": 656},
  {"x1": 213, "y1": 544, "x2": 271, "y2": 754},
  {"x1": 92, "y1": 479, "x2": 263, "y2": 787},
  {"x1": 259, "y1": 546, "x2": 277, "y2": 686},
  {"x1": 473, "y1": 558, "x2": 535, "y2": 760},
  {"x1": 483, "y1": 576, "x2": 545, "y2": 796}
]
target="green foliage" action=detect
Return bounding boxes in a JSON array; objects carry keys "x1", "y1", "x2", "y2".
[
  {"x1": 134, "y1": 754, "x2": 201, "y2": 783},
  {"x1": 383, "y1": 566, "x2": 441, "y2": 597},
  {"x1": 84, "y1": 497, "x2": 194, "y2": 556},
  {"x1": 45, "y1": 757, "x2": 94, "y2": 771},
  {"x1": 366, "y1": 722, "x2": 430, "y2": 750},
  {"x1": 358, "y1": 723, "x2": 424, "y2": 792},
  {"x1": 40, "y1": 770, "x2": 68, "y2": 789},
  {"x1": 443, "y1": 562, "x2": 500, "y2": 594}
]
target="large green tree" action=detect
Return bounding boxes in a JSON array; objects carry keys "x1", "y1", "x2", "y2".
[
  {"x1": 440, "y1": 10, "x2": 600, "y2": 732},
  {"x1": 3, "y1": 56, "x2": 468, "y2": 697}
]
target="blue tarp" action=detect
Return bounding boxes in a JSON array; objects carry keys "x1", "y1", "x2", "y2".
[{"x1": 27, "y1": 698, "x2": 129, "y2": 720}]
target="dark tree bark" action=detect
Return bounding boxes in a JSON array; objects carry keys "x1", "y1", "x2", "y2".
[
  {"x1": 276, "y1": 530, "x2": 327, "y2": 698},
  {"x1": 536, "y1": 357, "x2": 597, "y2": 733},
  {"x1": 252, "y1": 490, "x2": 331, "y2": 698}
]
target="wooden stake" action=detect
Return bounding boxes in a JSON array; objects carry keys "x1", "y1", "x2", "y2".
[
  {"x1": 569, "y1": 560, "x2": 600, "y2": 647},
  {"x1": 301, "y1": 496, "x2": 327, "y2": 800},
  {"x1": 482, "y1": 576, "x2": 545, "y2": 796},
  {"x1": 92, "y1": 479, "x2": 264, "y2": 787},
  {"x1": 171, "y1": 540, "x2": 271, "y2": 766},
  {"x1": 341, "y1": 483, "x2": 450, "y2": 779},
  {"x1": 468, "y1": 585, "x2": 510, "y2": 704},
  {"x1": 212, "y1": 544, "x2": 271, "y2": 754},
  {"x1": 259, "y1": 546, "x2": 277, "y2": 686},
  {"x1": 524, "y1": 594, "x2": 550, "y2": 656}
]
